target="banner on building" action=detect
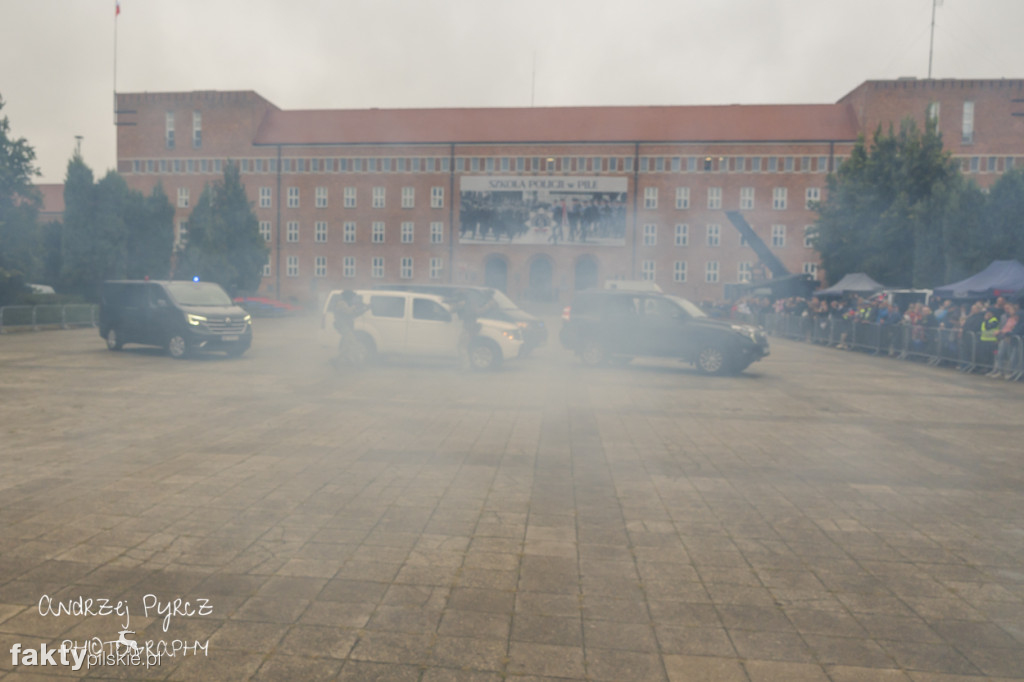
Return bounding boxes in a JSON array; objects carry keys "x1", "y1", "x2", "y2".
[{"x1": 459, "y1": 176, "x2": 628, "y2": 246}]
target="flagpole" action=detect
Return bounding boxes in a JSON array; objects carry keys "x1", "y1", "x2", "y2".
[
  {"x1": 113, "y1": 0, "x2": 119, "y2": 125},
  {"x1": 928, "y1": 0, "x2": 939, "y2": 79}
]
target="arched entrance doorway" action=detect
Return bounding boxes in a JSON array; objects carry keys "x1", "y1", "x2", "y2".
[
  {"x1": 527, "y1": 256, "x2": 554, "y2": 301},
  {"x1": 575, "y1": 255, "x2": 598, "y2": 291},
  {"x1": 484, "y1": 255, "x2": 508, "y2": 292}
]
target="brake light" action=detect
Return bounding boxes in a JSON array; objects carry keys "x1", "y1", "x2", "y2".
[{"x1": 561, "y1": 305, "x2": 572, "y2": 321}]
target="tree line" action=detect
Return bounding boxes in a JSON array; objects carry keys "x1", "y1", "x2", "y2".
[
  {"x1": 811, "y1": 116, "x2": 1024, "y2": 289},
  {"x1": 0, "y1": 96, "x2": 266, "y2": 305}
]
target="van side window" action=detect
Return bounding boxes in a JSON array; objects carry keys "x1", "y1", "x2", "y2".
[
  {"x1": 149, "y1": 285, "x2": 170, "y2": 307},
  {"x1": 412, "y1": 298, "x2": 451, "y2": 322},
  {"x1": 370, "y1": 296, "x2": 405, "y2": 318},
  {"x1": 125, "y1": 286, "x2": 148, "y2": 308}
]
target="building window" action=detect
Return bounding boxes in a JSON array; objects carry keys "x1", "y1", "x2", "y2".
[
  {"x1": 400, "y1": 257, "x2": 413, "y2": 279},
  {"x1": 372, "y1": 221, "x2": 385, "y2": 243},
  {"x1": 771, "y1": 224, "x2": 786, "y2": 247},
  {"x1": 286, "y1": 256, "x2": 299, "y2": 277},
  {"x1": 772, "y1": 187, "x2": 787, "y2": 210},
  {"x1": 674, "y1": 224, "x2": 689, "y2": 247},
  {"x1": 177, "y1": 220, "x2": 188, "y2": 245},
  {"x1": 401, "y1": 222, "x2": 414, "y2": 244},
  {"x1": 372, "y1": 187, "x2": 386, "y2": 208},
  {"x1": 259, "y1": 221, "x2": 271, "y2": 242},
  {"x1": 803, "y1": 262, "x2": 818, "y2": 277},
  {"x1": 962, "y1": 101, "x2": 974, "y2": 144},
  {"x1": 287, "y1": 187, "x2": 299, "y2": 208},
  {"x1": 784, "y1": 157, "x2": 794, "y2": 172},
  {"x1": 430, "y1": 221, "x2": 444, "y2": 244},
  {"x1": 738, "y1": 261, "x2": 752, "y2": 283},
  {"x1": 673, "y1": 261, "x2": 686, "y2": 282},
  {"x1": 431, "y1": 186, "x2": 444, "y2": 208},
  {"x1": 401, "y1": 187, "x2": 415, "y2": 208},
  {"x1": 675, "y1": 187, "x2": 690, "y2": 209},
  {"x1": 803, "y1": 226, "x2": 815, "y2": 248},
  {"x1": 344, "y1": 187, "x2": 356, "y2": 208},
  {"x1": 192, "y1": 111, "x2": 201, "y2": 148},
  {"x1": 805, "y1": 187, "x2": 821, "y2": 209},
  {"x1": 818, "y1": 156, "x2": 829, "y2": 173},
  {"x1": 371, "y1": 257, "x2": 384, "y2": 279},
  {"x1": 641, "y1": 260, "x2": 655, "y2": 281},
  {"x1": 343, "y1": 256, "x2": 356, "y2": 278},
  {"x1": 315, "y1": 221, "x2": 328, "y2": 243},
  {"x1": 707, "y1": 187, "x2": 722, "y2": 210},
  {"x1": 286, "y1": 221, "x2": 299, "y2": 242},
  {"x1": 259, "y1": 187, "x2": 272, "y2": 208},
  {"x1": 751, "y1": 157, "x2": 762, "y2": 172},
  {"x1": 706, "y1": 224, "x2": 720, "y2": 247},
  {"x1": 642, "y1": 224, "x2": 657, "y2": 246},
  {"x1": 165, "y1": 112, "x2": 175, "y2": 149},
  {"x1": 177, "y1": 187, "x2": 189, "y2": 208},
  {"x1": 740, "y1": 187, "x2": 754, "y2": 210},
  {"x1": 262, "y1": 256, "x2": 271, "y2": 277},
  {"x1": 928, "y1": 101, "x2": 940, "y2": 125},
  {"x1": 768, "y1": 157, "x2": 778, "y2": 173},
  {"x1": 315, "y1": 187, "x2": 328, "y2": 208},
  {"x1": 429, "y1": 257, "x2": 443, "y2": 280},
  {"x1": 643, "y1": 187, "x2": 658, "y2": 209},
  {"x1": 735, "y1": 157, "x2": 746, "y2": 172},
  {"x1": 314, "y1": 256, "x2": 327, "y2": 278},
  {"x1": 343, "y1": 221, "x2": 356, "y2": 243},
  {"x1": 705, "y1": 261, "x2": 719, "y2": 283}
]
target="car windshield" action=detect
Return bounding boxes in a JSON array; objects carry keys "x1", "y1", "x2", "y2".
[
  {"x1": 490, "y1": 290, "x2": 520, "y2": 311},
  {"x1": 666, "y1": 295, "x2": 707, "y2": 318},
  {"x1": 164, "y1": 282, "x2": 233, "y2": 306}
]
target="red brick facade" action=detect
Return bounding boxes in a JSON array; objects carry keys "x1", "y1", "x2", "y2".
[{"x1": 114, "y1": 79, "x2": 1024, "y2": 305}]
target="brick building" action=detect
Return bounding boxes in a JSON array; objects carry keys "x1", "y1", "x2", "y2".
[{"x1": 114, "y1": 78, "x2": 1024, "y2": 305}]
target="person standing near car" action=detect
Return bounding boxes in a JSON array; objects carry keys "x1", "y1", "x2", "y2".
[
  {"x1": 332, "y1": 290, "x2": 368, "y2": 369},
  {"x1": 452, "y1": 290, "x2": 498, "y2": 369}
]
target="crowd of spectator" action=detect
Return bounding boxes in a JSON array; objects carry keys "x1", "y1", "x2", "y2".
[{"x1": 732, "y1": 293, "x2": 1024, "y2": 379}]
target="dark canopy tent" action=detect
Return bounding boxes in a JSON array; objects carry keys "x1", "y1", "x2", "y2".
[
  {"x1": 815, "y1": 272, "x2": 886, "y2": 298},
  {"x1": 933, "y1": 260, "x2": 1024, "y2": 300}
]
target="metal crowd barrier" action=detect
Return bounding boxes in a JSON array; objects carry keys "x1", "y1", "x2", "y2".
[
  {"x1": 0, "y1": 305, "x2": 98, "y2": 333},
  {"x1": 761, "y1": 313, "x2": 1023, "y2": 380}
]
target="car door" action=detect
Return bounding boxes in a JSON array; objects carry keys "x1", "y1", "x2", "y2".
[
  {"x1": 118, "y1": 284, "x2": 149, "y2": 344},
  {"x1": 638, "y1": 296, "x2": 689, "y2": 357},
  {"x1": 600, "y1": 294, "x2": 642, "y2": 354},
  {"x1": 146, "y1": 283, "x2": 176, "y2": 346},
  {"x1": 365, "y1": 294, "x2": 408, "y2": 354},
  {"x1": 409, "y1": 297, "x2": 459, "y2": 357}
]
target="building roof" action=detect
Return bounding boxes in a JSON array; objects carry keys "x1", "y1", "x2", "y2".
[{"x1": 252, "y1": 103, "x2": 860, "y2": 147}]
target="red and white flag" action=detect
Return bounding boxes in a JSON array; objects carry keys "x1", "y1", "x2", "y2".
[{"x1": 115, "y1": 1, "x2": 121, "y2": 16}]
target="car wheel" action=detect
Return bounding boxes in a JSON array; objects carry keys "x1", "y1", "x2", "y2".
[
  {"x1": 167, "y1": 334, "x2": 190, "y2": 359},
  {"x1": 105, "y1": 327, "x2": 123, "y2": 351},
  {"x1": 695, "y1": 346, "x2": 730, "y2": 375},
  {"x1": 468, "y1": 339, "x2": 502, "y2": 370},
  {"x1": 580, "y1": 341, "x2": 607, "y2": 366}
]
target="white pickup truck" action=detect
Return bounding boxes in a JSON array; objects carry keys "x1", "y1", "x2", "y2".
[{"x1": 321, "y1": 289, "x2": 524, "y2": 369}]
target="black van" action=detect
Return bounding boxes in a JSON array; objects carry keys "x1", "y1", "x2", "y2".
[{"x1": 99, "y1": 280, "x2": 252, "y2": 358}]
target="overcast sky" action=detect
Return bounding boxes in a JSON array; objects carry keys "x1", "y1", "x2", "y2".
[{"x1": 2, "y1": 0, "x2": 1022, "y2": 184}]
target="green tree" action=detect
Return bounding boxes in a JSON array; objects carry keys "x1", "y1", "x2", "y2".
[
  {"x1": 59, "y1": 155, "x2": 175, "y2": 298},
  {"x1": 173, "y1": 162, "x2": 267, "y2": 295},
  {"x1": 811, "y1": 117, "x2": 962, "y2": 288},
  {"x1": 978, "y1": 167, "x2": 1024, "y2": 265},
  {"x1": 0, "y1": 95, "x2": 41, "y2": 302}
]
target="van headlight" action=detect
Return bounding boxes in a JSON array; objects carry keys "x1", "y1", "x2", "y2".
[
  {"x1": 187, "y1": 314, "x2": 207, "y2": 326},
  {"x1": 503, "y1": 329, "x2": 522, "y2": 341},
  {"x1": 243, "y1": 314, "x2": 252, "y2": 324}
]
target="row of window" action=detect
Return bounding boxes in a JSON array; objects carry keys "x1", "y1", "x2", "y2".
[
  {"x1": 270, "y1": 255, "x2": 444, "y2": 280},
  {"x1": 641, "y1": 223, "x2": 811, "y2": 248},
  {"x1": 260, "y1": 220, "x2": 447, "y2": 244},
  {"x1": 143, "y1": 153, "x2": 1018, "y2": 183},
  {"x1": 638, "y1": 260, "x2": 819, "y2": 284},
  {"x1": 642, "y1": 186, "x2": 822, "y2": 211}
]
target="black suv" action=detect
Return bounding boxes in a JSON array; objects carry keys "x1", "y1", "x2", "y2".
[
  {"x1": 373, "y1": 284, "x2": 547, "y2": 354},
  {"x1": 99, "y1": 280, "x2": 252, "y2": 358},
  {"x1": 560, "y1": 290, "x2": 769, "y2": 374}
]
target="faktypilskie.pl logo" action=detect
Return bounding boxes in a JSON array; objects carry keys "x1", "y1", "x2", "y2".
[{"x1": 7, "y1": 593, "x2": 214, "y2": 671}]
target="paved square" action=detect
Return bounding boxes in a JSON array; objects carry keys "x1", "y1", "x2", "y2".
[{"x1": 0, "y1": 318, "x2": 1022, "y2": 680}]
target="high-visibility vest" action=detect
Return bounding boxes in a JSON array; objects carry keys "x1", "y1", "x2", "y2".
[{"x1": 980, "y1": 314, "x2": 1000, "y2": 342}]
